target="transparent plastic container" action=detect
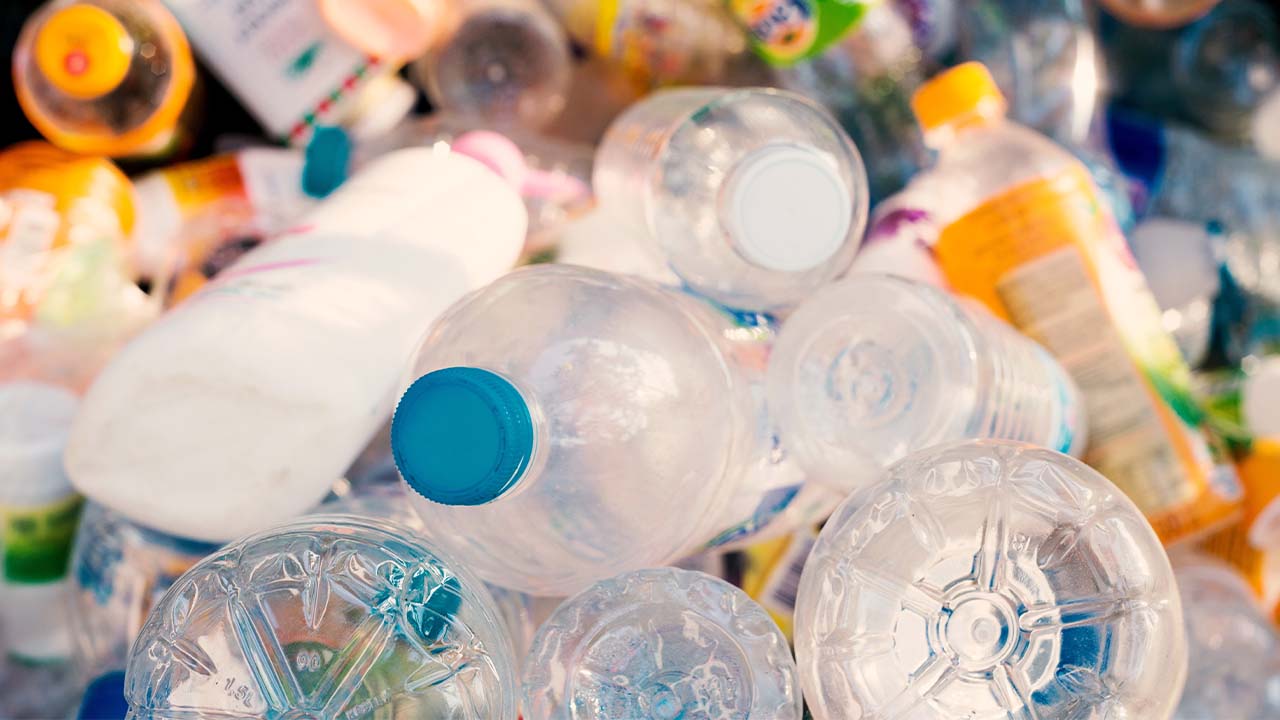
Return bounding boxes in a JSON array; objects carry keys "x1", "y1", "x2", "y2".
[
  {"x1": 123, "y1": 515, "x2": 518, "y2": 720},
  {"x1": 69, "y1": 502, "x2": 221, "y2": 679},
  {"x1": 1172, "y1": 553, "x2": 1280, "y2": 720},
  {"x1": 795, "y1": 440, "x2": 1186, "y2": 720},
  {"x1": 523, "y1": 568, "x2": 801, "y2": 719},
  {"x1": 594, "y1": 87, "x2": 869, "y2": 312},
  {"x1": 768, "y1": 274, "x2": 1087, "y2": 490},
  {"x1": 391, "y1": 265, "x2": 754, "y2": 596},
  {"x1": 14, "y1": 0, "x2": 195, "y2": 158},
  {"x1": 412, "y1": 0, "x2": 573, "y2": 130}
]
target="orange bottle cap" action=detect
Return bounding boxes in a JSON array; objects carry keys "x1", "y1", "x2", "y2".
[
  {"x1": 34, "y1": 3, "x2": 134, "y2": 100},
  {"x1": 911, "y1": 62, "x2": 1008, "y2": 133}
]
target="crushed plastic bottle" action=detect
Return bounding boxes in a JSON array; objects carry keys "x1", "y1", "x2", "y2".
[
  {"x1": 523, "y1": 567, "x2": 802, "y2": 719},
  {"x1": 795, "y1": 440, "x2": 1186, "y2": 720},
  {"x1": 594, "y1": 87, "x2": 868, "y2": 312},
  {"x1": 123, "y1": 515, "x2": 520, "y2": 720},
  {"x1": 768, "y1": 273, "x2": 1087, "y2": 490}
]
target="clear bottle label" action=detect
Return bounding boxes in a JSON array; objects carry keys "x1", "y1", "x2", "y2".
[
  {"x1": 935, "y1": 163, "x2": 1240, "y2": 544},
  {"x1": 2, "y1": 494, "x2": 83, "y2": 584},
  {"x1": 728, "y1": 0, "x2": 873, "y2": 66}
]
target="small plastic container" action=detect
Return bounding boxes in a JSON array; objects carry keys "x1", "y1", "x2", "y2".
[
  {"x1": 768, "y1": 274, "x2": 1087, "y2": 489},
  {"x1": 13, "y1": 0, "x2": 196, "y2": 158},
  {"x1": 795, "y1": 440, "x2": 1186, "y2": 720},
  {"x1": 523, "y1": 568, "x2": 802, "y2": 719},
  {"x1": 412, "y1": 0, "x2": 573, "y2": 130},
  {"x1": 594, "y1": 87, "x2": 868, "y2": 312},
  {"x1": 123, "y1": 515, "x2": 519, "y2": 720}
]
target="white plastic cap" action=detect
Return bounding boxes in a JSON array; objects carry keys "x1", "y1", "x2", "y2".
[
  {"x1": 1128, "y1": 218, "x2": 1220, "y2": 311},
  {"x1": 1254, "y1": 89, "x2": 1280, "y2": 161},
  {"x1": 346, "y1": 75, "x2": 418, "y2": 142},
  {"x1": 720, "y1": 144, "x2": 853, "y2": 273},
  {"x1": 0, "y1": 381, "x2": 78, "y2": 506},
  {"x1": 1245, "y1": 357, "x2": 1280, "y2": 439}
]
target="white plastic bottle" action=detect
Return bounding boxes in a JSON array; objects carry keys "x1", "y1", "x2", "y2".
[
  {"x1": 65, "y1": 148, "x2": 527, "y2": 544},
  {"x1": 161, "y1": 0, "x2": 416, "y2": 144},
  {"x1": 769, "y1": 274, "x2": 1087, "y2": 490},
  {"x1": 390, "y1": 265, "x2": 816, "y2": 596},
  {"x1": 795, "y1": 439, "x2": 1186, "y2": 719},
  {"x1": 594, "y1": 87, "x2": 869, "y2": 312}
]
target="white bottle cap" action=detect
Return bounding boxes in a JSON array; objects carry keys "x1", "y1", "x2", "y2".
[
  {"x1": 0, "y1": 580, "x2": 72, "y2": 661},
  {"x1": 720, "y1": 144, "x2": 853, "y2": 273},
  {"x1": 1245, "y1": 357, "x2": 1280, "y2": 439},
  {"x1": 0, "y1": 381, "x2": 78, "y2": 506},
  {"x1": 1253, "y1": 89, "x2": 1280, "y2": 161}
]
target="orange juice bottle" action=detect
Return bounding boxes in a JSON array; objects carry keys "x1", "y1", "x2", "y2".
[
  {"x1": 13, "y1": 0, "x2": 197, "y2": 159},
  {"x1": 904, "y1": 62, "x2": 1241, "y2": 545}
]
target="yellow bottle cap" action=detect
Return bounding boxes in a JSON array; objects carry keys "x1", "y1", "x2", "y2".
[
  {"x1": 34, "y1": 4, "x2": 135, "y2": 100},
  {"x1": 911, "y1": 62, "x2": 1008, "y2": 133}
]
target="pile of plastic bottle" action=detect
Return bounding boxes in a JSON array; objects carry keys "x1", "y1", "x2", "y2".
[{"x1": 2, "y1": 0, "x2": 1280, "y2": 718}]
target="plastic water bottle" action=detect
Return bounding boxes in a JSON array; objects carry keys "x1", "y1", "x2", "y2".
[
  {"x1": 1172, "y1": 554, "x2": 1280, "y2": 720},
  {"x1": 122, "y1": 515, "x2": 519, "y2": 719},
  {"x1": 594, "y1": 87, "x2": 869, "y2": 313},
  {"x1": 411, "y1": 0, "x2": 573, "y2": 130},
  {"x1": 900, "y1": 62, "x2": 1239, "y2": 546},
  {"x1": 523, "y1": 568, "x2": 802, "y2": 719},
  {"x1": 13, "y1": 0, "x2": 197, "y2": 159},
  {"x1": 795, "y1": 439, "x2": 1186, "y2": 720},
  {"x1": 390, "y1": 264, "x2": 813, "y2": 596},
  {"x1": 68, "y1": 502, "x2": 220, "y2": 680},
  {"x1": 768, "y1": 274, "x2": 1087, "y2": 490},
  {"x1": 65, "y1": 148, "x2": 527, "y2": 544}
]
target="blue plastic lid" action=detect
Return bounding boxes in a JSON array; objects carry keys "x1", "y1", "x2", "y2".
[
  {"x1": 78, "y1": 670, "x2": 128, "y2": 720},
  {"x1": 302, "y1": 125, "x2": 352, "y2": 199},
  {"x1": 392, "y1": 367, "x2": 535, "y2": 506}
]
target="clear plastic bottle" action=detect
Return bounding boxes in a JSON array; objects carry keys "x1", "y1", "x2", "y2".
[
  {"x1": 13, "y1": 0, "x2": 197, "y2": 159},
  {"x1": 390, "y1": 264, "x2": 812, "y2": 596},
  {"x1": 594, "y1": 87, "x2": 868, "y2": 313},
  {"x1": 123, "y1": 515, "x2": 519, "y2": 720},
  {"x1": 68, "y1": 502, "x2": 221, "y2": 680},
  {"x1": 903, "y1": 62, "x2": 1239, "y2": 546},
  {"x1": 768, "y1": 274, "x2": 1087, "y2": 490},
  {"x1": 795, "y1": 439, "x2": 1186, "y2": 720},
  {"x1": 411, "y1": 0, "x2": 573, "y2": 130},
  {"x1": 1172, "y1": 553, "x2": 1280, "y2": 720},
  {"x1": 523, "y1": 568, "x2": 801, "y2": 719}
]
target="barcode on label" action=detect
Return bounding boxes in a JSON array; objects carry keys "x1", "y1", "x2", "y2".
[{"x1": 761, "y1": 530, "x2": 816, "y2": 614}]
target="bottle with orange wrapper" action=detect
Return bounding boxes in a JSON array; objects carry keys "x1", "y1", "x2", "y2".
[
  {"x1": 896, "y1": 61, "x2": 1242, "y2": 546},
  {"x1": 13, "y1": 0, "x2": 197, "y2": 160}
]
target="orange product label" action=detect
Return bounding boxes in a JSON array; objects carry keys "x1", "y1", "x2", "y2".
[
  {"x1": 1201, "y1": 520, "x2": 1280, "y2": 617},
  {"x1": 157, "y1": 154, "x2": 248, "y2": 213},
  {"x1": 935, "y1": 163, "x2": 1240, "y2": 545},
  {"x1": 1240, "y1": 440, "x2": 1280, "y2": 548}
]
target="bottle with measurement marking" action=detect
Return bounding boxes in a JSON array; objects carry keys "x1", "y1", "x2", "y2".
[
  {"x1": 522, "y1": 568, "x2": 802, "y2": 719},
  {"x1": 14, "y1": 0, "x2": 197, "y2": 159},
  {"x1": 900, "y1": 61, "x2": 1240, "y2": 546},
  {"x1": 594, "y1": 86, "x2": 868, "y2": 313},
  {"x1": 122, "y1": 515, "x2": 519, "y2": 719},
  {"x1": 768, "y1": 273, "x2": 1087, "y2": 491},
  {"x1": 795, "y1": 439, "x2": 1186, "y2": 719}
]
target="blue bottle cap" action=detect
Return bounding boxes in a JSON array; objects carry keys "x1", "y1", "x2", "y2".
[
  {"x1": 78, "y1": 670, "x2": 128, "y2": 720},
  {"x1": 392, "y1": 367, "x2": 535, "y2": 506},
  {"x1": 302, "y1": 125, "x2": 352, "y2": 199}
]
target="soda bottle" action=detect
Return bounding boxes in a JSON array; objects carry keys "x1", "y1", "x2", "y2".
[
  {"x1": 795, "y1": 440, "x2": 1186, "y2": 719},
  {"x1": 594, "y1": 87, "x2": 868, "y2": 313},
  {"x1": 65, "y1": 148, "x2": 527, "y2": 544},
  {"x1": 410, "y1": 0, "x2": 573, "y2": 130},
  {"x1": 123, "y1": 515, "x2": 519, "y2": 719},
  {"x1": 768, "y1": 274, "x2": 1087, "y2": 490},
  {"x1": 13, "y1": 0, "x2": 197, "y2": 159},
  {"x1": 523, "y1": 568, "x2": 802, "y2": 719},
  {"x1": 902, "y1": 62, "x2": 1240, "y2": 545}
]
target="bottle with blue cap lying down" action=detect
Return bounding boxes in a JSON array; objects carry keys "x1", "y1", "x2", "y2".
[
  {"x1": 390, "y1": 264, "x2": 829, "y2": 597},
  {"x1": 593, "y1": 86, "x2": 870, "y2": 314},
  {"x1": 522, "y1": 567, "x2": 803, "y2": 719}
]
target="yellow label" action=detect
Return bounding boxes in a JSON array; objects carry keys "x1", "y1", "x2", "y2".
[
  {"x1": 1241, "y1": 440, "x2": 1280, "y2": 547},
  {"x1": 1201, "y1": 520, "x2": 1280, "y2": 619},
  {"x1": 158, "y1": 155, "x2": 247, "y2": 212},
  {"x1": 935, "y1": 164, "x2": 1239, "y2": 545}
]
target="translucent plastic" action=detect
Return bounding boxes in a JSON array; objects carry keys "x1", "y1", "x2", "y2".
[
  {"x1": 70, "y1": 502, "x2": 221, "y2": 678},
  {"x1": 13, "y1": 0, "x2": 194, "y2": 158},
  {"x1": 123, "y1": 515, "x2": 519, "y2": 720},
  {"x1": 395, "y1": 265, "x2": 747, "y2": 596},
  {"x1": 594, "y1": 87, "x2": 869, "y2": 312},
  {"x1": 795, "y1": 440, "x2": 1186, "y2": 720},
  {"x1": 1172, "y1": 554, "x2": 1280, "y2": 720},
  {"x1": 768, "y1": 274, "x2": 1086, "y2": 490},
  {"x1": 523, "y1": 568, "x2": 802, "y2": 719},
  {"x1": 413, "y1": 0, "x2": 572, "y2": 129}
]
